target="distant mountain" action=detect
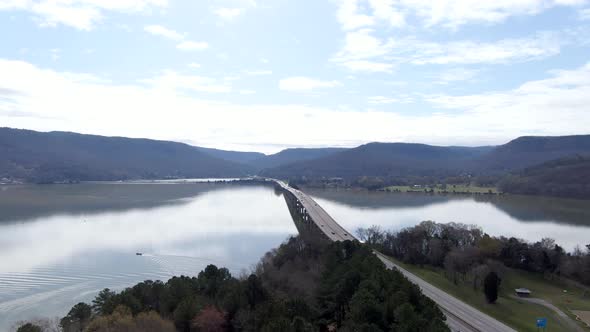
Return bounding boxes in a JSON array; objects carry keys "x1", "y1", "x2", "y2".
[
  {"x1": 499, "y1": 154, "x2": 590, "y2": 199},
  {"x1": 261, "y1": 142, "x2": 491, "y2": 179},
  {"x1": 248, "y1": 147, "x2": 347, "y2": 171},
  {"x1": 261, "y1": 136, "x2": 590, "y2": 180},
  {"x1": 4, "y1": 128, "x2": 590, "y2": 187},
  {"x1": 476, "y1": 135, "x2": 590, "y2": 172},
  {"x1": 196, "y1": 146, "x2": 265, "y2": 164},
  {"x1": 0, "y1": 128, "x2": 252, "y2": 183}
]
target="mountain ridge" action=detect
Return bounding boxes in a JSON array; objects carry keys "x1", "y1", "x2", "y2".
[
  {"x1": 3, "y1": 128, "x2": 590, "y2": 187},
  {"x1": 0, "y1": 128, "x2": 253, "y2": 182}
]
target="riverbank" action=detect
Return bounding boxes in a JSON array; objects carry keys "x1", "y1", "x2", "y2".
[{"x1": 382, "y1": 184, "x2": 501, "y2": 195}]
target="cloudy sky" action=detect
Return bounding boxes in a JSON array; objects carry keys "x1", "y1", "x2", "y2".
[{"x1": 1, "y1": 0, "x2": 589, "y2": 153}]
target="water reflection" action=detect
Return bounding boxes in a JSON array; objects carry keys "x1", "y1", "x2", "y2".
[
  {"x1": 0, "y1": 183, "x2": 231, "y2": 223},
  {"x1": 0, "y1": 184, "x2": 296, "y2": 330},
  {"x1": 306, "y1": 189, "x2": 590, "y2": 251},
  {"x1": 3, "y1": 184, "x2": 590, "y2": 329}
]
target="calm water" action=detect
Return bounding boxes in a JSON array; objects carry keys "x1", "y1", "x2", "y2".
[
  {"x1": 0, "y1": 182, "x2": 296, "y2": 330},
  {"x1": 306, "y1": 188, "x2": 590, "y2": 251},
  {"x1": 1, "y1": 183, "x2": 590, "y2": 329}
]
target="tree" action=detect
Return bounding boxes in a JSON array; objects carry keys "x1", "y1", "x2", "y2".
[
  {"x1": 173, "y1": 297, "x2": 204, "y2": 332},
  {"x1": 483, "y1": 272, "x2": 500, "y2": 303},
  {"x1": 246, "y1": 274, "x2": 266, "y2": 309},
  {"x1": 348, "y1": 287, "x2": 382, "y2": 327},
  {"x1": 192, "y1": 306, "x2": 226, "y2": 332},
  {"x1": 16, "y1": 323, "x2": 42, "y2": 332},
  {"x1": 291, "y1": 316, "x2": 314, "y2": 332},
  {"x1": 85, "y1": 306, "x2": 134, "y2": 332},
  {"x1": 393, "y1": 303, "x2": 420, "y2": 331},
  {"x1": 135, "y1": 311, "x2": 175, "y2": 332},
  {"x1": 60, "y1": 302, "x2": 92, "y2": 332},
  {"x1": 355, "y1": 226, "x2": 385, "y2": 245},
  {"x1": 92, "y1": 288, "x2": 117, "y2": 315},
  {"x1": 85, "y1": 306, "x2": 174, "y2": 332}
]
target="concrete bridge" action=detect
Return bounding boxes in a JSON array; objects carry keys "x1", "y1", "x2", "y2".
[
  {"x1": 273, "y1": 179, "x2": 354, "y2": 242},
  {"x1": 270, "y1": 178, "x2": 516, "y2": 332}
]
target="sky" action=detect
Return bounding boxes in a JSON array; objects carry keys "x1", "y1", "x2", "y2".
[{"x1": 0, "y1": 0, "x2": 589, "y2": 153}]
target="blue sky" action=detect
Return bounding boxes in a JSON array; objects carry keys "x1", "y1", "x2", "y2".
[{"x1": 1, "y1": 0, "x2": 589, "y2": 153}]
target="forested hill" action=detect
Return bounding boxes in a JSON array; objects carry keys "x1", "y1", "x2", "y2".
[
  {"x1": 262, "y1": 136, "x2": 590, "y2": 180},
  {"x1": 499, "y1": 155, "x2": 590, "y2": 199},
  {"x1": 3, "y1": 127, "x2": 590, "y2": 188},
  {"x1": 195, "y1": 146, "x2": 265, "y2": 164},
  {"x1": 247, "y1": 147, "x2": 347, "y2": 171},
  {"x1": 475, "y1": 135, "x2": 590, "y2": 172},
  {"x1": 0, "y1": 128, "x2": 252, "y2": 183},
  {"x1": 45, "y1": 237, "x2": 448, "y2": 332},
  {"x1": 261, "y1": 142, "x2": 493, "y2": 179}
]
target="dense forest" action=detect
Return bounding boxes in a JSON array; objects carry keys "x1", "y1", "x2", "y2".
[
  {"x1": 247, "y1": 148, "x2": 347, "y2": 172},
  {"x1": 260, "y1": 143, "x2": 491, "y2": 180},
  {"x1": 358, "y1": 221, "x2": 590, "y2": 287},
  {"x1": 16, "y1": 238, "x2": 448, "y2": 332},
  {"x1": 0, "y1": 128, "x2": 348, "y2": 183},
  {"x1": 499, "y1": 155, "x2": 590, "y2": 199},
  {"x1": 262, "y1": 136, "x2": 590, "y2": 180},
  {"x1": 262, "y1": 136, "x2": 590, "y2": 199},
  {"x1": 0, "y1": 128, "x2": 252, "y2": 183}
]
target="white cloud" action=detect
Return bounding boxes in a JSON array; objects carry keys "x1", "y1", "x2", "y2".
[
  {"x1": 580, "y1": 7, "x2": 590, "y2": 19},
  {"x1": 368, "y1": 96, "x2": 398, "y2": 104},
  {"x1": 333, "y1": 0, "x2": 587, "y2": 30},
  {"x1": 338, "y1": 29, "x2": 393, "y2": 60},
  {"x1": 402, "y1": 0, "x2": 588, "y2": 28},
  {"x1": 426, "y1": 62, "x2": 590, "y2": 134},
  {"x1": 144, "y1": 25, "x2": 209, "y2": 52},
  {"x1": 144, "y1": 24, "x2": 183, "y2": 41},
  {"x1": 279, "y1": 77, "x2": 342, "y2": 91},
  {"x1": 367, "y1": 0, "x2": 405, "y2": 27},
  {"x1": 176, "y1": 41, "x2": 209, "y2": 51},
  {"x1": 140, "y1": 70, "x2": 231, "y2": 93},
  {"x1": 336, "y1": 0, "x2": 375, "y2": 30},
  {"x1": 214, "y1": 7, "x2": 244, "y2": 20},
  {"x1": 1, "y1": 59, "x2": 588, "y2": 153},
  {"x1": 188, "y1": 63, "x2": 201, "y2": 69},
  {"x1": 339, "y1": 60, "x2": 394, "y2": 72},
  {"x1": 332, "y1": 29, "x2": 396, "y2": 72},
  {"x1": 407, "y1": 33, "x2": 563, "y2": 65},
  {"x1": 332, "y1": 29, "x2": 572, "y2": 71},
  {"x1": 244, "y1": 69, "x2": 272, "y2": 76},
  {"x1": 434, "y1": 68, "x2": 480, "y2": 84},
  {"x1": 0, "y1": 0, "x2": 168, "y2": 30}
]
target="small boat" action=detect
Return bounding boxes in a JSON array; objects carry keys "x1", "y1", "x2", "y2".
[{"x1": 135, "y1": 252, "x2": 143, "y2": 256}]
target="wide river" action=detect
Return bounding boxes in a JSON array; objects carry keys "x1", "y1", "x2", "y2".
[{"x1": 1, "y1": 181, "x2": 590, "y2": 329}]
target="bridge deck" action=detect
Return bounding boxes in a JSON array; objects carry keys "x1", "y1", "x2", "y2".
[{"x1": 274, "y1": 180, "x2": 354, "y2": 242}]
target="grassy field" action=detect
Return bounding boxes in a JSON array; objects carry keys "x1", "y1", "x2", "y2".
[
  {"x1": 384, "y1": 183, "x2": 501, "y2": 194},
  {"x1": 386, "y1": 257, "x2": 590, "y2": 332}
]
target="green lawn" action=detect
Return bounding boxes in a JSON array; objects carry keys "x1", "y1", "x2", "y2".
[
  {"x1": 386, "y1": 257, "x2": 590, "y2": 332},
  {"x1": 384, "y1": 183, "x2": 500, "y2": 194}
]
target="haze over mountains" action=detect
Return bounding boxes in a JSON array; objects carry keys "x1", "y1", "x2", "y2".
[
  {"x1": 262, "y1": 136, "x2": 590, "y2": 179},
  {"x1": 1, "y1": 128, "x2": 590, "y2": 190},
  {"x1": 0, "y1": 128, "x2": 252, "y2": 183}
]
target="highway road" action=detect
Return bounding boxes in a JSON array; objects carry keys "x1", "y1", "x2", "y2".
[
  {"x1": 375, "y1": 251, "x2": 517, "y2": 332},
  {"x1": 272, "y1": 179, "x2": 516, "y2": 332},
  {"x1": 274, "y1": 180, "x2": 354, "y2": 242}
]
